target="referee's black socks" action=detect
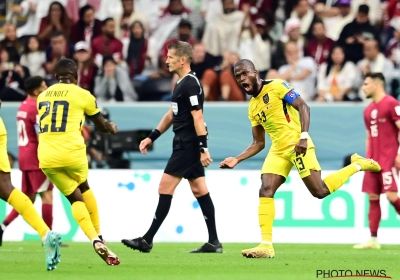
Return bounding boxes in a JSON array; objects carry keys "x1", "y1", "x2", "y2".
[
  {"x1": 143, "y1": 194, "x2": 172, "y2": 244},
  {"x1": 197, "y1": 193, "x2": 219, "y2": 244}
]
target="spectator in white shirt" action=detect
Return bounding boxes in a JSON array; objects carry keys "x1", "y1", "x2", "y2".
[{"x1": 19, "y1": 35, "x2": 46, "y2": 78}]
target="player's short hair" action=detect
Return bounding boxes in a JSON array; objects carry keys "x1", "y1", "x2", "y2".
[
  {"x1": 24, "y1": 76, "x2": 44, "y2": 94},
  {"x1": 55, "y1": 58, "x2": 78, "y2": 77},
  {"x1": 365, "y1": 72, "x2": 385, "y2": 87},
  {"x1": 167, "y1": 41, "x2": 193, "y2": 63},
  {"x1": 234, "y1": 59, "x2": 256, "y2": 71}
]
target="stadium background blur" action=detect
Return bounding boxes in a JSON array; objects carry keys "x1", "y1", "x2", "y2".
[{"x1": 0, "y1": 0, "x2": 400, "y2": 246}]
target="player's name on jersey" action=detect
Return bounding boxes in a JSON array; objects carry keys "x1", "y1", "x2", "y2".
[{"x1": 44, "y1": 90, "x2": 69, "y2": 97}]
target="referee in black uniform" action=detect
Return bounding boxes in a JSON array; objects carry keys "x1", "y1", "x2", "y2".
[{"x1": 122, "y1": 41, "x2": 222, "y2": 253}]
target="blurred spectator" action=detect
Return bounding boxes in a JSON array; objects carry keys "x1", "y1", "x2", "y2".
[
  {"x1": 114, "y1": 0, "x2": 149, "y2": 40},
  {"x1": 386, "y1": 17, "x2": 400, "y2": 67},
  {"x1": 356, "y1": 39, "x2": 395, "y2": 98},
  {"x1": 44, "y1": 31, "x2": 74, "y2": 77},
  {"x1": 160, "y1": 19, "x2": 196, "y2": 59},
  {"x1": 94, "y1": 0, "x2": 123, "y2": 21},
  {"x1": 323, "y1": 0, "x2": 353, "y2": 41},
  {"x1": 269, "y1": 17, "x2": 304, "y2": 74},
  {"x1": 126, "y1": 21, "x2": 148, "y2": 78},
  {"x1": 351, "y1": 0, "x2": 382, "y2": 26},
  {"x1": 148, "y1": 56, "x2": 174, "y2": 80},
  {"x1": 14, "y1": 0, "x2": 68, "y2": 38},
  {"x1": 91, "y1": 18, "x2": 124, "y2": 67},
  {"x1": 38, "y1": 1, "x2": 72, "y2": 49},
  {"x1": 0, "y1": 49, "x2": 30, "y2": 101},
  {"x1": 238, "y1": 0, "x2": 277, "y2": 22},
  {"x1": 202, "y1": 0, "x2": 245, "y2": 57},
  {"x1": 201, "y1": 0, "x2": 223, "y2": 23},
  {"x1": 94, "y1": 55, "x2": 138, "y2": 101},
  {"x1": 239, "y1": 16, "x2": 271, "y2": 78},
  {"x1": 74, "y1": 41, "x2": 98, "y2": 93},
  {"x1": 70, "y1": 5, "x2": 102, "y2": 45},
  {"x1": 263, "y1": 10, "x2": 284, "y2": 45},
  {"x1": 337, "y1": 4, "x2": 380, "y2": 63},
  {"x1": 304, "y1": 20, "x2": 335, "y2": 66},
  {"x1": 191, "y1": 42, "x2": 213, "y2": 80},
  {"x1": 290, "y1": 0, "x2": 321, "y2": 40},
  {"x1": 220, "y1": 52, "x2": 246, "y2": 101},
  {"x1": 277, "y1": 41, "x2": 317, "y2": 101},
  {"x1": 20, "y1": 35, "x2": 46, "y2": 78},
  {"x1": 316, "y1": 45, "x2": 357, "y2": 102},
  {"x1": 0, "y1": 23, "x2": 23, "y2": 62}
]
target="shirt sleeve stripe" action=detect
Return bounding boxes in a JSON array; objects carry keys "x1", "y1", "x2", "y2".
[
  {"x1": 87, "y1": 111, "x2": 101, "y2": 118},
  {"x1": 187, "y1": 74, "x2": 202, "y2": 95}
]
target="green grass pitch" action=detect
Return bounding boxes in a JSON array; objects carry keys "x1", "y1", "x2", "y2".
[{"x1": 0, "y1": 242, "x2": 399, "y2": 280}]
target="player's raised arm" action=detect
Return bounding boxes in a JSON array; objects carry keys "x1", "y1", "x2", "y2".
[
  {"x1": 291, "y1": 96, "x2": 311, "y2": 157},
  {"x1": 220, "y1": 125, "x2": 265, "y2": 169}
]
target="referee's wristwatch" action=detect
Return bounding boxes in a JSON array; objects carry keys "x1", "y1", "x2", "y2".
[{"x1": 200, "y1": 148, "x2": 209, "y2": 153}]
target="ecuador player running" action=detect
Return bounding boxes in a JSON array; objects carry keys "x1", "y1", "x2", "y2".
[
  {"x1": 37, "y1": 58, "x2": 119, "y2": 266},
  {"x1": 220, "y1": 59, "x2": 381, "y2": 259}
]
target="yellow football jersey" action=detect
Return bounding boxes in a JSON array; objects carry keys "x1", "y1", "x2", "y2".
[
  {"x1": 0, "y1": 117, "x2": 6, "y2": 136},
  {"x1": 37, "y1": 83, "x2": 100, "y2": 168},
  {"x1": 248, "y1": 79, "x2": 314, "y2": 152}
]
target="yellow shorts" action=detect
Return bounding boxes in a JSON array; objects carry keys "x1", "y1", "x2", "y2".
[
  {"x1": 42, "y1": 163, "x2": 88, "y2": 196},
  {"x1": 261, "y1": 147, "x2": 321, "y2": 178},
  {"x1": 0, "y1": 134, "x2": 11, "y2": 173}
]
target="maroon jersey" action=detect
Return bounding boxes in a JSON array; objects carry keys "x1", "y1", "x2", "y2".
[
  {"x1": 364, "y1": 95, "x2": 400, "y2": 169},
  {"x1": 17, "y1": 97, "x2": 40, "y2": 171}
]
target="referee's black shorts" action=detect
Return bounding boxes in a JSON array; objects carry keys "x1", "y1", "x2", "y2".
[{"x1": 164, "y1": 135, "x2": 205, "y2": 180}]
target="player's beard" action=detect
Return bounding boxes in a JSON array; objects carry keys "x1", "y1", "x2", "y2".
[{"x1": 241, "y1": 79, "x2": 258, "y2": 95}]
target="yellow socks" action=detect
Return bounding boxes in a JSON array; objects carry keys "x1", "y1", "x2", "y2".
[
  {"x1": 7, "y1": 189, "x2": 49, "y2": 238},
  {"x1": 259, "y1": 197, "x2": 275, "y2": 244},
  {"x1": 323, "y1": 164, "x2": 359, "y2": 193},
  {"x1": 71, "y1": 201, "x2": 98, "y2": 242},
  {"x1": 82, "y1": 189, "x2": 101, "y2": 235}
]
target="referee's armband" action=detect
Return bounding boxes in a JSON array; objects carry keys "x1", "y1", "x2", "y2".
[{"x1": 283, "y1": 90, "x2": 300, "y2": 105}]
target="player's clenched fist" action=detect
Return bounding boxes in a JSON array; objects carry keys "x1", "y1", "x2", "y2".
[
  {"x1": 200, "y1": 151, "x2": 213, "y2": 167},
  {"x1": 219, "y1": 157, "x2": 238, "y2": 169},
  {"x1": 139, "y1": 138, "x2": 153, "y2": 155},
  {"x1": 109, "y1": 122, "x2": 118, "y2": 134}
]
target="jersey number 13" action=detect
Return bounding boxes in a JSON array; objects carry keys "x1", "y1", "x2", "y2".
[{"x1": 38, "y1": 101, "x2": 70, "y2": 133}]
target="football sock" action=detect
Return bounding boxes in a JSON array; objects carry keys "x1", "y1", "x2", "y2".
[
  {"x1": 142, "y1": 194, "x2": 172, "y2": 244},
  {"x1": 390, "y1": 198, "x2": 400, "y2": 215},
  {"x1": 82, "y1": 189, "x2": 101, "y2": 234},
  {"x1": 7, "y1": 189, "x2": 49, "y2": 238},
  {"x1": 196, "y1": 193, "x2": 219, "y2": 243},
  {"x1": 323, "y1": 164, "x2": 359, "y2": 193},
  {"x1": 369, "y1": 200, "x2": 381, "y2": 238},
  {"x1": 259, "y1": 197, "x2": 274, "y2": 244},
  {"x1": 3, "y1": 209, "x2": 19, "y2": 226},
  {"x1": 71, "y1": 201, "x2": 98, "y2": 242},
  {"x1": 42, "y1": 204, "x2": 53, "y2": 229}
]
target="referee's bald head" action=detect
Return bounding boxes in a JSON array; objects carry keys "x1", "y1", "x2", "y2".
[{"x1": 55, "y1": 58, "x2": 78, "y2": 84}]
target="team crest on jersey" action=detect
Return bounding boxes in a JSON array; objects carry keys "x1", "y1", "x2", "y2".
[
  {"x1": 282, "y1": 81, "x2": 291, "y2": 89},
  {"x1": 263, "y1": 94, "x2": 269, "y2": 104},
  {"x1": 171, "y1": 102, "x2": 178, "y2": 115}
]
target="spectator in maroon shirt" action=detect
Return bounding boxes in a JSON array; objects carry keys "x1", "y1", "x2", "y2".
[
  {"x1": 238, "y1": 0, "x2": 276, "y2": 22},
  {"x1": 126, "y1": 21, "x2": 148, "y2": 78},
  {"x1": 91, "y1": 18, "x2": 124, "y2": 66},
  {"x1": 44, "y1": 31, "x2": 74, "y2": 78},
  {"x1": 74, "y1": 41, "x2": 98, "y2": 93},
  {"x1": 38, "y1": 1, "x2": 72, "y2": 49},
  {"x1": 304, "y1": 20, "x2": 335, "y2": 66},
  {"x1": 70, "y1": 5, "x2": 103, "y2": 45}
]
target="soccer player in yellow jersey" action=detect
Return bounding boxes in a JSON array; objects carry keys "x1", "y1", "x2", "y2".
[
  {"x1": 220, "y1": 59, "x2": 381, "y2": 258},
  {"x1": 0, "y1": 100, "x2": 61, "y2": 271},
  {"x1": 37, "y1": 58, "x2": 120, "y2": 266}
]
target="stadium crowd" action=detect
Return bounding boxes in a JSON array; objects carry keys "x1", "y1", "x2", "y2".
[{"x1": 0, "y1": 0, "x2": 399, "y2": 102}]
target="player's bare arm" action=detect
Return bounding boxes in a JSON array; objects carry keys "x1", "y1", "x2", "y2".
[
  {"x1": 90, "y1": 115, "x2": 117, "y2": 135},
  {"x1": 220, "y1": 125, "x2": 265, "y2": 169},
  {"x1": 191, "y1": 109, "x2": 212, "y2": 167},
  {"x1": 291, "y1": 96, "x2": 310, "y2": 157},
  {"x1": 140, "y1": 107, "x2": 174, "y2": 155}
]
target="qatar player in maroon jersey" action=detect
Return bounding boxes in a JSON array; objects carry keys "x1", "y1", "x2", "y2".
[
  {"x1": 0, "y1": 76, "x2": 62, "y2": 246},
  {"x1": 354, "y1": 73, "x2": 400, "y2": 249}
]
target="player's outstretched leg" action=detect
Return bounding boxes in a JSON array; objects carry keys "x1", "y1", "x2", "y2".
[
  {"x1": 188, "y1": 177, "x2": 222, "y2": 253},
  {"x1": 0, "y1": 174, "x2": 61, "y2": 270},
  {"x1": 242, "y1": 174, "x2": 284, "y2": 259},
  {"x1": 122, "y1": 173, "x2": 180, "y2": 253}
]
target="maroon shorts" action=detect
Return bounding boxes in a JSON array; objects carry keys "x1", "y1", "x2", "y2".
[
  {"x1": 362, "y1": 168, "x2": 399, "y2": 194},
  {"x1": 21, "y1": 170, "x2": 54, "y2": 195}
]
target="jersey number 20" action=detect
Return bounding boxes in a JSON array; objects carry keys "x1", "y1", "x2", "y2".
[{"x1": 38, "y1": 101, "x2": 69, "y2": 133}]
